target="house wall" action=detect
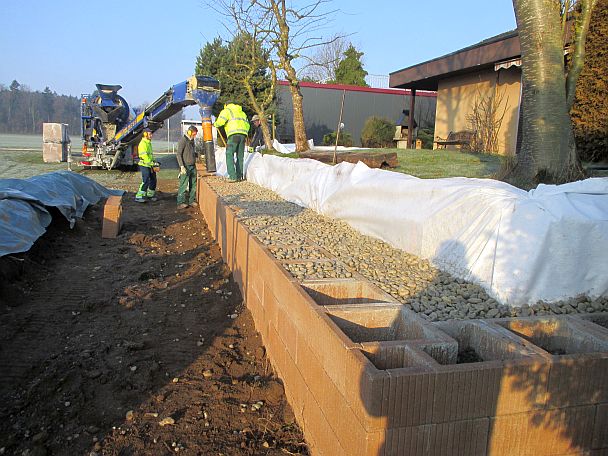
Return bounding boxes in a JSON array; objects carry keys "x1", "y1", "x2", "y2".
[{"x1": 434, "y1": 67, "x2": 521, "y2": 155}]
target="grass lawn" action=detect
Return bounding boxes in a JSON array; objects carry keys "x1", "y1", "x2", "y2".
[
  {"x1": 262, "y1": 147, "x2": 506, "y2": 180},
  {"x1": 385, "y1": 148, "x2": 504, "y2": 179}
]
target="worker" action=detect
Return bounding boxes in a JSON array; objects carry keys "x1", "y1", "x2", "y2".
[
  {"x1": 135, "y1": 128, "x2": 158, "y2": 203},
  {"x1": 214, "y1": 103, "x2": 250, "y2": 182},
  {"x1": 176, "y1": 125, "x2": 199, "y2": 209},
  {"x1": 249, "y1": 114, "x2": 264, "y2": 153}
]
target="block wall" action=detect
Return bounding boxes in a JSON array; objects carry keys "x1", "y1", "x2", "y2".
[{"x1": 198, "y1": 177, "x2": 608, "y2": 456}]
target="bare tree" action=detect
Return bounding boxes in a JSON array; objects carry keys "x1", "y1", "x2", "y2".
[
  {"x1": 211, "y1": 0, "x2": 342, "y2": 152},
  {"x1": 204, "y1": 1, "x2": 276, "y2": 150},
  {"x1": 301, "y1": 34, "x2": 348, "y2": 82},
  {"x1": 466, "y1": 88, "x2": 509, "y2": 154},
  {"x1": 508, "y1": 0, "x2": 597, "y2": 186}
]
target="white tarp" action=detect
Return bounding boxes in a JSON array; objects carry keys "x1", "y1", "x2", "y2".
[{"x1": 213, "y1": 147, "x2": 608, "y2": 306}]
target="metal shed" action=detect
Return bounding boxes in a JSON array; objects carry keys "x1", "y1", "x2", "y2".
[{"x1": 275, "y1": 81, "x2": 437, "y2": 147}]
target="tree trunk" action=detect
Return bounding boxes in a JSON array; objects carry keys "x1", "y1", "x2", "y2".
[
  {"x1": 280, "y1": 60, "x2": 308, "y2": 152},
  {"x1": 566, "y1": 0, "x2": 598, "y2": 109},
  {"x1": 288, "y1": 82, "x2": 308, "y2": 152},
  {"x1": 510, "y1": 0, "x2": 583, "y2": 186}
]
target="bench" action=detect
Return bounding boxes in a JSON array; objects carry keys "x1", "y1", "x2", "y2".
[{"x1": 434, "y1": 131, "x2": 475, "y2": 150}]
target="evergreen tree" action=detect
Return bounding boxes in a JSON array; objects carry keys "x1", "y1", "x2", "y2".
[
  {"x1": 0, "y1": 82, "x2": 80, "y2": 134},
  {"x1": 195, "y1": 37, "x2": 249, "y2": 117},
  {"x1": 333, "y1": 45, "x2": 368, "y2": 87},
  {"x1": 194, "y1": 35, "x2": 273, "y2": 120},
  {"x1": 41, "y1": 87, "x2": 54, "y2": 122}
]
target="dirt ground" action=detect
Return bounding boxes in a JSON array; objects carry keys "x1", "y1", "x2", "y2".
[{"x1": 0, "y1": 179, "x2": 308, "y2": 456}]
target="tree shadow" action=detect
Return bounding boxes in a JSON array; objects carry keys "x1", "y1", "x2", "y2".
[{"x1": 355, "y1": 239, "x2": 607, "y2": 455}]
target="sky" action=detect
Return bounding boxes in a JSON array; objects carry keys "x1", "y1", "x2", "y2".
[{"x1": 0, "y1": 0, "x2": 516, "y2": 118}]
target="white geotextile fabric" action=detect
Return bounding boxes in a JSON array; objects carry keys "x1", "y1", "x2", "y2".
[
  {"x1": 213, "y1": 147, "x2": 608, "y2": 307},
  {"x1": 272, "y1": 139, "x2": 315, "y2": 154}
]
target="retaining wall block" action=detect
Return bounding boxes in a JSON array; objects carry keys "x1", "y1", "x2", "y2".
[
  {"x1": 246, "y1": 235, "x2": 265, "y2": 305},
  {"x1": 302, "y1": 278, "x2": 397, "y2": 306},
  {"x1": 303, "y1": 388, "x2": 346, "y2": 456},
  {"x1": 232, "y1": 221, "x2": 250, "y2": 295},
  {"x1": 101, "y1": 195, "x2": 123, "y2": 238},
  {"x1": 546, "y1": 353, "x2": 608, "y2": 408},
  {"x1": 383, "y1": 418, "x2": 489, "y2": 456},
  {"x1": 281, "y1": 341, "x2": 308, "y2": 424},
  {"x1": 487, "y1": 405, "x2": 596, "y2": 456},
  {"x1": 592, "y1": 403, "x2": 608, "y2": 450}
]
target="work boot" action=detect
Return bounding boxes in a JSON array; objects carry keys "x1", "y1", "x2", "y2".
[
  {"x1": 177, "y1": 203, "x2": 189, "y2": 209},
  {"x1": 135, "y1": 197, "x2": 147, "y2": 203},
  {"x1": 190, "y1": 201, "x2": 198, "y2": 207}
]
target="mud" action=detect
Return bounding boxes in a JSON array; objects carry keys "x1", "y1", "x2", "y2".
[{"x1": 0, "y1": 180, "x2": 307, "y2": 456}]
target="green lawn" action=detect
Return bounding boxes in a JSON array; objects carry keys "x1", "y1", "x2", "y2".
[
  {"x1": 264, "y1": 147, "x2": 505, "y2": 180},
  {"x1": 387, "y1": 148, "x2": 504, "y2": 179}
]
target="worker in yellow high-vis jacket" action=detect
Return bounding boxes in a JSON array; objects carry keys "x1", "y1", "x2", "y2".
[
  {"x1": 214, "y1": 103, "x2": 250, "y2": 182},
  {"x1": 135, "y1": 128, "x2": 158, "y2": 203}
]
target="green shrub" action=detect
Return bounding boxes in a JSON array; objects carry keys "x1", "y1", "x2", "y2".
[
  {"x1": 323, "y1": 131, "x2": 353, "y2": 147},
  {"x1": 361, "y1": 117, "x2": 394, "y2": 148},
  {"x1": 570, "y1": 0, "x2": 608, "y2": 162},
  {"x1": 417, "y1": 128, "x2": 435, "y2": 149}
]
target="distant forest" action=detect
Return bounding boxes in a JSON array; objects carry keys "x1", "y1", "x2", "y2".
[{"x1": 0, "y1": 80, "x2": 80, "y2": 135}]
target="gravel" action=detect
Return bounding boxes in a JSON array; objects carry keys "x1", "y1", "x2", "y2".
[{"x1": 206, "y1": 177, "x2": 608, "y2": 321}]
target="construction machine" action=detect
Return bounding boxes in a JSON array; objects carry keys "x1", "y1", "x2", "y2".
[{"x1": 80, "y1": 75, "x2": 220, "y2": 170}]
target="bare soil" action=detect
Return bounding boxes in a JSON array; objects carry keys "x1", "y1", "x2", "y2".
[{"x1": 0, "y1": 179, "x2": 307, "y2": 456}]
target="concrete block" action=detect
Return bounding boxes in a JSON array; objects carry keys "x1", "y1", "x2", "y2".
[
  {"x1": 326, "y1": 305, "x2": 449, "y2": 344},
  {"x1": 308, "y1": 312, "x2": 358, "y2": 396},
  {"x1": 232, "y1": 221, "x2": 250, "y2": 295},
  {"x1": 246, "y1": 236, "x2": 265, "y2": 304},
  {"x1": 267, "y1": 325, "x2": 286, "y2": 378},
  {"x1": 383, "y1": 418, "x2": 489, "y2": 456},
  {"x1": 593, "y1": 403, "x2": 608, "y2": 449},
  {"x1": 281, "y1": 345, "x2": 307, "y2": 422},
  {"x1": 42, "y1": 122, "x2": 68, "y2": 143},
  {"x1": 494, "y1": 316, "x2": 608, "y2": 356},
  {"x1": 277, "y1": 305, "x2": 298, "y2": 361},
  {"x1": 361, "y1": 340, "x2": 447, "y2": 371},
  {"x1": 546, "y1": 353, "x2": 608, "y2": 407},
  {"x1": 42, "y1": 142, "x2": 67, "y2": 163},
  {"x1": 433, "y1": 320, "x2": 546, "y2": 363},
  {"x1": 101, "y1": 195, "x2": 122, "y2": 238},
  {"x1": 488, "y1": 405, "x2": 596, "y2": 455},
  {"x1": 303, "y1": 389, "x2": 345, "y2": 456},
  {"x1": 301, "y1": 278, "x2": 397, "y2": 306},
  {"x1": 577, "y1": 313, "x2": 608, "y2": 335}
]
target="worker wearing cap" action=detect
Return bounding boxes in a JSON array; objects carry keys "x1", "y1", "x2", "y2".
[
  {"x1": 249, "y1": 114, "x2": 264, "y2": 152},
  {"x1": 135, "y1": 128, "x2": 158, "y2": 203},
  {"x1": 214, "y1": 103, "x2": 250, "y2": 182},
  {"x1": 176, "y1": 125, "x2": 199, "y2": 209}
]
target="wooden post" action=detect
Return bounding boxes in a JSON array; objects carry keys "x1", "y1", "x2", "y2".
[
  {"x1": 333, "y1": 90, "x2": 346, "y2": 165},
  {"x1": 407, "y1": 88, "x2": 416, "y2": 149}
]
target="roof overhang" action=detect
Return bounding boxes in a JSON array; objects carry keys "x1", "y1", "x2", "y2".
[{"x1": 389, "y1": 31, "x2": 521, "y2": 91}]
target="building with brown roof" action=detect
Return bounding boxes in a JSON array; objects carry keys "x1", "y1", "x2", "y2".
[{"x1": 390, "y1": 30, "x2": 523, "y2": 155}]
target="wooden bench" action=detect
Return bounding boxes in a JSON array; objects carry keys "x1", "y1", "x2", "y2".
[{"x1": 434, "y1": 131, "x2": 475, "y2": 150}]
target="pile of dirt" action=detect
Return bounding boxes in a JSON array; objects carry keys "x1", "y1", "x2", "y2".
[{"x1": 0, "y1": 180, "x2": 307, "y2": 456}]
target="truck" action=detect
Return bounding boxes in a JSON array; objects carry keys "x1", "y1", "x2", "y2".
[{"x1": 80, "y1": 75, "x2": 220, "y2": 170}]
